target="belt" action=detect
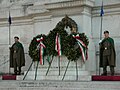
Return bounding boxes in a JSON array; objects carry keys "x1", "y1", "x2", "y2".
[
  {"x1": 104, "y1": 47, "x2": 110, "y2": 50},
  {"x1": 105, "y1": 47, "x2": 107, "y2": 50}
]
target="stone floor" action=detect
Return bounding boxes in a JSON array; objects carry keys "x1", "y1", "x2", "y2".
[{"x1": 0, "y1": 80, "x2": 120, "y2": 90}]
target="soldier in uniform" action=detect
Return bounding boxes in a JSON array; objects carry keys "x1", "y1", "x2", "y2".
[
  {"x1": 100, "y1": 31, "x2": 116, "y2": 76},
  {"x1": 10, "y1": 36, "x2": 25, "y2": 75}
]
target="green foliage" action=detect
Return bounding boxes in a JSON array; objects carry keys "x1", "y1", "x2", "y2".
[
  {"x1": 63, "y1": 33, "x2": 89, "y2": 61},
  {"x1": 29, "y1": 32, "x2": 89, "y2": 61},
  {"x1": 46, "y1": 28, "x2": 68, "y2": 56},
  {"x1": 29, "y1": 34, "x2": 47, "y2": 61},
  {"x1": 29, "y1": 16, "x2": 89, "y2": 61}
]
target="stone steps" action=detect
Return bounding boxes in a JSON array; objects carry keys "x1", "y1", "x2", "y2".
[
  {"x1": 0, "y1": 80, "x2": 120, "y2": 90},
  {"x1": 17, "y1": 75, "x2": 91, "y2": 81},
  {"x1": 24, "y1": 70, "x2": 90, "y2": 76},
  {"x1": 20, "y1": 67, "x2": 91, "y2": 81},
  {"x1": 32, "y1": 66, "x2": 85, "y2": 71}
]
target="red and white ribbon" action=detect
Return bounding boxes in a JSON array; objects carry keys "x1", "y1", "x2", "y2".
[
  {"x1": 73, "y1": 34, "x2": 88, "y2": 62},
  {"x1": 37, "y1": 37, "x2": 46, "y2": 65},
  {"x1": 55, "y1": 33, "x2": 62, "y2": 56}
]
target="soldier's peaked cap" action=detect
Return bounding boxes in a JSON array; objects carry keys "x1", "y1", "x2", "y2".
[
  {"x1": 14, "y1": 36, "x2": 19, "y2": 39},
  {"x1": 104, "y1": 31, "x2": 109, "y2": 34}
]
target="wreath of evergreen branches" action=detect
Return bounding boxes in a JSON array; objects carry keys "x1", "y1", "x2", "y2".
[{"x1": 29, "y1": 15, "x2": 89, "y2": 62}]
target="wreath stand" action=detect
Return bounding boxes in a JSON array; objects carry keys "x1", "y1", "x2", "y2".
[
  {"x1": 23, "y1": 51, "x2": 41, "y2": 80},
  {"x1": 23, "y1": 60, "x2": 33, "y2": 80},
  {"x1": 23, "y1": 59, "x2": 39, "y2": 80},
  {"x1": 45, "y1": 56, "x2": 79, "y2": 81},
  {"x1": 45, "y1": 55, "x2": 54, "y2": 76},
  {"x1": 62, "y1": 60, "x2": 78, "y2": 81},
  {"x1": 46, "y1": 56, "x2": 61, "y2": 76}
]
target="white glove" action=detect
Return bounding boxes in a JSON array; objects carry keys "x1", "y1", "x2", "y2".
[
  {"x1": 8, "y1": 45, "x2": 12, "y2": 49},
  {"x1": 99, "y1": 40, "x2": 102, "y2": 44},
  {"x1": 8, "y1": 45, "x2": 12, "y2": 48},
  {"x1": 8, "y1": 45, "x2": 11, "y2": 47}
]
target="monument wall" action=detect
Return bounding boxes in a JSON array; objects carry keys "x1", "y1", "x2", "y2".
[{"x1": 0, "y1": 0, "x2": 119, "y2": 75}]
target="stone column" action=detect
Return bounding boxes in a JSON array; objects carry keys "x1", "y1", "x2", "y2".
[{"x1": 79, "y1": 4, "x2": 96, "y2": 72}]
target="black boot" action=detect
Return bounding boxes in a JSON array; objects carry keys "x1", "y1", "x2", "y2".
[
  {"x1": 18, "y1": 67, "x2": 21, "y2": 75},
  {"x1": 102, "y1": 66, "x2": 107, "y2": 76},
  {"x1": 110, "y1": 66, "x2": 114, "y2": 76},
  {"x1": 18, "y1": 72, "x2": 21, "y2": 75},
  {"x1": 13, "y1": 72, "x2": 17, "y2": 75},
  {"x1": 101, "y1": 72, "x2": 107, "y2": 76}
]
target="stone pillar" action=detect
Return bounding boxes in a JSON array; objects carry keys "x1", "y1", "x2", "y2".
[{"x1": 79, "y1": 5, "x2": 96, "y2": 72}]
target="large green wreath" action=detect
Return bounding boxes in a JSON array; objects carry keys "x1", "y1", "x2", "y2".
[
  {"x1": 29, "y1": 34, "x2": 47, "y2": 61},
  {"x1": 63, "y1": 33, "x2": 89, "y2": 61},
  {"x1": 29, "y1": 15, "x2": 89, "y2": 62}
]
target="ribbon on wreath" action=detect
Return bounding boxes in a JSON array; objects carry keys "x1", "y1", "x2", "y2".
[
  {"x1": 73, "y1": 34, "x2": 88, "y2": 62},
  {"x1": 55, "y1": 33, "x2": 62, "y2": 56},
  {"x1": 36, "y1": 37, "x2": 46, "y2": 65}
]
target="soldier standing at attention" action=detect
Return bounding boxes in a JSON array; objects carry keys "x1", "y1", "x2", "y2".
[
  {"x1": 10, "y1": 36, "x2": 25, "y2": 75},
  {"x1": 100, "y1": 31, "x2": 116, "y2": 76}
]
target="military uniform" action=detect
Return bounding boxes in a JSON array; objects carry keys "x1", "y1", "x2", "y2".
[
  {"x1": 10, "y1": 42, "x2": 25, "y2": 75},
  {"x1": 100, "y1": 37, "x2": 116, "y2": 75}
]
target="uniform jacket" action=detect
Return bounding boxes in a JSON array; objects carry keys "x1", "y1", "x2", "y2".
[
  {"x1": 10, "y1": 42, "x2": 25, "y2": 67},
  {"x1": 99, "y1": 37, "x2": 116, "y2": 67}
]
